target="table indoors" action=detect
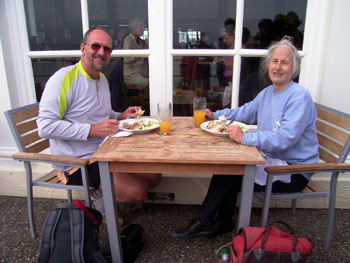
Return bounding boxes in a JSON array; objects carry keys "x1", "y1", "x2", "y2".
[{"x1": 90, "y1": 116, "x2": 264, "y2": 263}]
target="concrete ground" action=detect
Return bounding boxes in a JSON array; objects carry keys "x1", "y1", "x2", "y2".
[{"x1": 0, "y1": 196, "x2": 349, "y2": 263}]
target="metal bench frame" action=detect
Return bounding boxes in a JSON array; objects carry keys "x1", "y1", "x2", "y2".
[
  {"x1": 5, "y1": 102, "x2": 92, "y2": 238},
  {"x1": 254, "y1": 103, "x2": 350, "y2": 251}
]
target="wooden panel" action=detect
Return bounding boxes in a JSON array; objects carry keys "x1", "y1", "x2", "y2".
[
  {"x1": 305, "y1": 181, "x2": 323, "y2": 193},
  {"x1": 13, "y1": 151, "x2": 90, "y2": 166},
  {"x1": 21, "y1": 131, "x2": 42, "y2": 147},
  {"x1": 39, "y1": 172, "x2": 56, "y2": 182},
  {"x1": 110, "y1": 162, "x2": 245, "y2": 175},
  {"x1": 26, "y1": 139, "x2": 50, "y2": 153},
  {"x1": 319, "y1": 147, "x2": 338, "y2": 163},
  {"x1": 12, "y1": 105, "x2": 39, "y2": 123},
  {"x1": 91, "y1": 117, "x2": 265, "y2": 166},
  {"x1": 16, "y1": 119, "x2": 37, "y2": 135},
  {"x1": 265, "y1": 162, "x2": 350, "y2": 174},
  {"x1": 317, "y1": 133, "x2": 343, "y2": 157},
  {"x1": 317, "y1": 106, "x2": 350, "y2": 131},
  {"x1": 317, "y1": 120, "x2": 349, "y2": 145},
  {"x1": 39, "y1": 172, "x2": 62, "y2": 184}
]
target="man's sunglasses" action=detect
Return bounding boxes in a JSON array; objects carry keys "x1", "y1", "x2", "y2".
[{"x1": 85, "y1": 43, "x2": 113, "y2": 54}]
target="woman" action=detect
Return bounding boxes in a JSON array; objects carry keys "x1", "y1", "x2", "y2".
[{"x1": 172, "y1": 38, "x2": 319, "y2": 239}]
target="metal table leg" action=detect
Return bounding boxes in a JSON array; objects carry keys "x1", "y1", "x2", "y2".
[
  {"x1": 236, "y1": 165, "x2": 256, "y2": 232},
  {"x1": 98, "y1": 161, "x2": 123, "y2": 263}
]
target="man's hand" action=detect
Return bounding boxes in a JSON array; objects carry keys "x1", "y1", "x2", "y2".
[
  {"x1": 117, "y1": 106, "x2": 141, "y2": 120},
  {"x1": 205, "y1": 109, "x2": 214, "y2": 120},
  {"x1": 227, "y1": 125, "x2": 244, "y2": 144},
  {"x1": 89, "y1": 119, "x2": 119, "y2": 137}
]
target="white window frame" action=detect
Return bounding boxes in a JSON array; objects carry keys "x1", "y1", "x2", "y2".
[{"x1": 8, "y1": 0, "x2": 330, "y2": 115}]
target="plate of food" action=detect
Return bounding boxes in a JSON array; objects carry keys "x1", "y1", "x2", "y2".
[
  {"x1": 200, "y1": 117, "x2": 249, "y2": 137},
  {"x1": 119, "y1": 118, "x2": 159, "y2": 134}
]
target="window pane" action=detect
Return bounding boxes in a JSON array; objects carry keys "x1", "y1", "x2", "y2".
[
  {"x1": 32, "y1": 58, "x2": 79, "y2": 101},
  {"x1": 243, "y1": 0, "x2": 307, "y2": 49},
  {"x1": 32, "y1": 57, "x2": 150, "y2": 115},
  {"x1": 173, "y1": 0, "x2": 236, "y2": 49},
  {"x1": 24, "y1": 0, "x2": 82, "y2": 50},
  {"x1": 88, "y1": 0, "x2": 148, "y2": 49},
  {"x1": 105, "y1": 57, "x2": 150, "y2": 115},
  {"x1": 173, "y1": 56, "x2": 225, "y2": 116}
]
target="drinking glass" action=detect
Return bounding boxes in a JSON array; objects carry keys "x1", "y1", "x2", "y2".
[
  {"x1": 157, "y1": 102, "x2": 172, "y2": 135},
  {"x1": 193, "y1": 97, "x2": 206, "y2": 127}
]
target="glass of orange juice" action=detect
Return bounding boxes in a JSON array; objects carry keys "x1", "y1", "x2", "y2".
[
  {"x1": 157, "y1": 102, "x2": 172, "y2": 135},
  {"x1": 193, "y1": 97, "x2": 207, "y2": 127}
]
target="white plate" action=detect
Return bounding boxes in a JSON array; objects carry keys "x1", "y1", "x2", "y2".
[
  {"x1": 119, "y1": 118, "x2": 159, "y2": 134},
  {"x1": 200, "y1": 120, "x2": 251, "y2": 136}
]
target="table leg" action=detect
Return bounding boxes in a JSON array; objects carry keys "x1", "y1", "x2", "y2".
[
  {"x1": 236, "y1": 165, "x2": 256, "y2": 232},
  {"x1": 98, "y1": 161, "x2": 123, "y2": 263}
]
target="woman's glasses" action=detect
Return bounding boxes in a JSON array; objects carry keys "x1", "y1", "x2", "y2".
[{"x1": 85, "y1": 43, "x2": 113, "y2": 54}]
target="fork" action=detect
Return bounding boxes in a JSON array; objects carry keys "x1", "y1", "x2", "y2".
[{"x1": 227, "y1": 119, "x2": 235, "y2": 126}]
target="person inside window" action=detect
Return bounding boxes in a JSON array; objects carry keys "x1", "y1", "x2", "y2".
[
  {"x1": 172, "y1": 37, "x2": 319, "y2": 239},
  {"x1": 122, "y1": 17, "x2": 149, "y2": 88}
]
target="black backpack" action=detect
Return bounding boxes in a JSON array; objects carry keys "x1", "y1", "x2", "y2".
[
  {"x1": 120, "y1": 224, "x2": 145, "y2": 263},
  {"x1": 38, "y1": 201, "x2": 106, "y2": 263}
]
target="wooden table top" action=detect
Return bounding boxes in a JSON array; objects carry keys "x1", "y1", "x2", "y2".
[{"x1": 91, "y1": 117, "x2": 264, "y2": 174}]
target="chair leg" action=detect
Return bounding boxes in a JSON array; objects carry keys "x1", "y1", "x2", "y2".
[
  {"x1": 67, "y1": 189, "x2": 73, "y2": 203},
  {"x1": 80, "y1": 166, "x2": 91, "y2": 207},
  {"x1": 291, "y1": 199, "x2": 297, "y2": 215},
  {"x1": 324, "y1": 173, "x2": 339, "y2": 251},
  {"x1": 24, "y1": 162, "x2": 36, "y2": 238},
  {"x1": 261, "y1": 175, "x2": 274, "y2": 227}
]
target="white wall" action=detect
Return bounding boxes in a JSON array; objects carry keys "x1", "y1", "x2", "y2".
[{"x1": 319, "y1": 0, "x2": 350, "y2": 113}]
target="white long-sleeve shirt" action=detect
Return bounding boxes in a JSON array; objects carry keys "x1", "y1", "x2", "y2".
[{"x1": 37, "y1": 61, "x2": 119, "y2": 171}]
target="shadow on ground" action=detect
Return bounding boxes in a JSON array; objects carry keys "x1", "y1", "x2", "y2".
[{"x1": 0, "y1": 196, "x2": 349, "y2": 262}]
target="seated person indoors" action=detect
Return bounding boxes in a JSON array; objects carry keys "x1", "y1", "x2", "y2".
[
  {"x1": 122, "y1": 17, "x2": 149, "y2": 88},
  {"x1": 37, "y1": 27, "x2": 161, "y2": 215},
  {"x1": 173, "y1": 37, "x2": 319, "y2": 239}
]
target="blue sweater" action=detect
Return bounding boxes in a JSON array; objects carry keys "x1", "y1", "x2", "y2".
[{"x1": 214, "y1": 81, "x2": 319, "y2": 179}]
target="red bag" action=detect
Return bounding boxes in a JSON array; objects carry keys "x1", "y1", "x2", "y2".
[{"x1": 219, "y1": 222, "x2": 313, "y2": 263}]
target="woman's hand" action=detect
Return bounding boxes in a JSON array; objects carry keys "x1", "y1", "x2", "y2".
[
  {"x1": 227, "y1": 125, "x2": 244, "y2": 144},
  {"x1": 118, "y1": 106, "x2": 141, "y2": 120},
  {"x1": 205, "y1": 109, "x2": 214, "y2": 120}
]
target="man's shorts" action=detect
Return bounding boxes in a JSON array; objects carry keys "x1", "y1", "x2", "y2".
[{"x1": 67, "y1": 162, "x2": 101, "y2": 190}]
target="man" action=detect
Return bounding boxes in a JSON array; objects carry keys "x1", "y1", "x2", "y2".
[{"x1": 37, "y1": 27, "x2": 161, "y2": 213}]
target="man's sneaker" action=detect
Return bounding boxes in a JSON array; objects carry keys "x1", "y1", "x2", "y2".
[
  {"x1": 92, "y1": 197, "x2": 105, "y2": 216},
  {"x1": 92, "y1": 197, "x2": 125, "y2": 226},
  {"x1": 91, "y1": 189, "x2": 103, "y2": 200}
]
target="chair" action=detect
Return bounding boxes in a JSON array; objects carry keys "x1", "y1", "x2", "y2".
[
  {"x1": 254, "y1": 103, "x2": 350, "y2": 251},
  {"x1": 4, "y1": 102, "x2": 92, "y2": 238}
]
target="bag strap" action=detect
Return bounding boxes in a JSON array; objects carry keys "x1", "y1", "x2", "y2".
[
  {"x1": 68, "y1": 207, "x2": 85, "y2": 263},
  {"x1": 38, "y1": 208, "x2": 62, "y2": 263},
  {"x1": 275, "y1": 220, "x2": 295, "y2": 235},
  {"x1": 258, "y1": 223, "x2": 299, "y2": 263}
]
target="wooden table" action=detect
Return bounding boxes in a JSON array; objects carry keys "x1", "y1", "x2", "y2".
[{"x1": 91, "y1": 117, "x2": 264, "y2": 263}]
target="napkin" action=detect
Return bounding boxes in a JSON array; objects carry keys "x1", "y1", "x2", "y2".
[
  {"x1": 99, "y1": 130, "x2": 133, "y2": 146},
  {"x1": 110, "y1": 130, "x2": 133, "y2": 138}
]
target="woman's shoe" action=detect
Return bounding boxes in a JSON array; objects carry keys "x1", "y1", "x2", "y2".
[{"x1": 172, "y1": 218, "x2": 216, "y2": 238}]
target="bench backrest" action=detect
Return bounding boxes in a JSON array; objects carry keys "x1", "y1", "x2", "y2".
[
  {"x1": 5, "y1": 103, "x2": 49, "y2": 154},
  {"x1": 315, "y1": 103, "x2": 350, "y2": 164}
]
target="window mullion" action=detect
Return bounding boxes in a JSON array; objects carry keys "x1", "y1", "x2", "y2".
[
  {"x1": 80, "y1": 0, "x2": 89, "y2": 35},
  {"x1": 231, "y1": 0, "x2": 245, "y2": 108}
]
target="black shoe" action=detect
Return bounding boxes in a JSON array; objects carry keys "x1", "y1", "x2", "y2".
[
  {"x1": 206, "y1": 221, "x2": 234, "y2": 238},
  {"x1": 172, "y1": 218, "x2": 216, "y2": 239}
]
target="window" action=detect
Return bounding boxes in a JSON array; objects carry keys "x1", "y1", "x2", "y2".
[
  {"x1": 23, "y1": 0, "x2": 308, "y2": 117},
  {"x1": 172, "y1": 0, "x2": 307, "y2": 116}
]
